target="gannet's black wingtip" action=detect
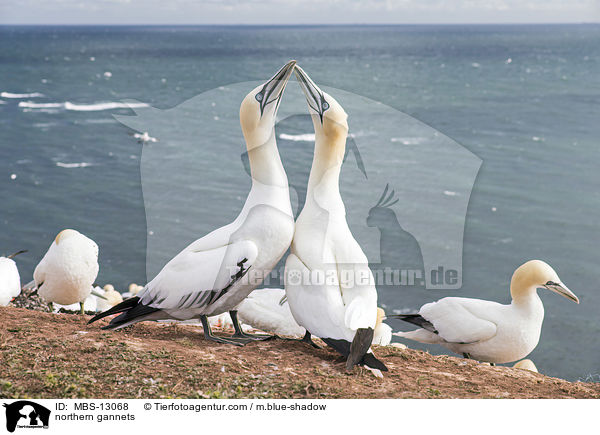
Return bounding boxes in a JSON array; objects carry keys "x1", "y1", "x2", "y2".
[
  {"x1": 361, "y1": 352, "x2": 388, "y2": 372},
  {"x1": 388, "y1": 313, "x2": 438, "y2": 334},
  {"x1": 88, "y1": 296, "x2": 140, "y2": 324}
]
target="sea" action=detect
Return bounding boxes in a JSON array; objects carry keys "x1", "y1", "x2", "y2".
[{"x1": 0, "y1": 24, "x2": 598, "y2": 381}]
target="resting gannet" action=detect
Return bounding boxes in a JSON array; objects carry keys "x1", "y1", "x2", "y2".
[
  {"x1": 392, "y1": 260, "x2": 579, "y2": 364},
  {"x1": 513, "y1": 359, "x2": 538, "y2": 373},
  {"x1": 32, "y1": 229, "x2": 99, "y2": 314},
  {"x1": 237, "y1": 288, "x2": 306, "y2": 337},
  {"x1": 90, "y1": 61, "x2": 297, "y2": 345},
  {"x1": 372, "y1": 308, "x2": 392, "y2": 346},
  {"x1": 0, "y1": 250, "x2": 26, "y2": 306},
  {"x1": 285, "y1": 66, "x2": 387, "y2": 374}
]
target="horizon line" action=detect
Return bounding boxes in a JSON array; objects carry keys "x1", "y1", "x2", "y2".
[{"x1": 0, "y1": 22, "x2": 599, "y2": 26}]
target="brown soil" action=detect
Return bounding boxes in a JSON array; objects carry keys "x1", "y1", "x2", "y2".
[{"x1": 0, "y1": 307, "x2": 598, "y2": 399}]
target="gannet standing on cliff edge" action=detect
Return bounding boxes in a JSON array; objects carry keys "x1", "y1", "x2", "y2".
[
  {"x1": 392, "y1": 260, "x2": 579, "y2": 364},
  {"x1": 32, "y1": 229, "x2": 99, "y2": 314},
  {"x1": 90, "y1": 61, "x2": 297, "y2": 345},
  {"x1": 285, "y1": 66, "x2": 387, "y2": 374}
]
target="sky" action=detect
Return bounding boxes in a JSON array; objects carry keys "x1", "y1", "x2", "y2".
[{"x1": 0, "y1": 0, "x2": 599, "y2": 25}]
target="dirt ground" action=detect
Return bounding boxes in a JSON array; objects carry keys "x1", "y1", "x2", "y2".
[{"x1": 0, "y1": 306, "x2": 598, "y2": 399}]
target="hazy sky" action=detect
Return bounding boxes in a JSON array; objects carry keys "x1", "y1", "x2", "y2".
[{"x1": 1, "y1": 0, "x2": 599, "y2": 25}]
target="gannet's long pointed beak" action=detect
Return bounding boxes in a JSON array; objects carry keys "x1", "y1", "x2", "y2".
[
  {"x1": 544, "y1": 281, "x2": 579, "y2": 304},
  {"x1": 293, "y1": 65, "x2": 329, "y2": 123},
  {"x1": 256, "y1": 60, "x2": 296, "y2": 116},
  {"x1": 7, "y1": 250, "x2": 27, "y2": 259}
]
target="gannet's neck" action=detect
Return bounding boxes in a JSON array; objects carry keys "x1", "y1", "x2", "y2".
[
  {"x1": 247, "y1": 130, "x2": 288, "y2": 188},
  {"x1": 306, "y1": 131, "x2": 346, "y2": 211},
  {"x1": 510, "y1": 282, "x2": 542, "y2": 307},
  {"x1": 243, "y1": 130, "x2": 291, "y2": 215}
]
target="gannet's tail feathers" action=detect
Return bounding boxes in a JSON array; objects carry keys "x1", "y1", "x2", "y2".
[
  {"x1": 88, "y1": 296, "x2": 162, "y2": 330},
  {"x1": 388, "y1": 314, "x2": 438, "y2": 334},
  {"x1": 347, "y1": 327, "x2": 374, "y2": 369},
  {"x1": 322, "y1": 331, "x2": 388, "y2": 372}
]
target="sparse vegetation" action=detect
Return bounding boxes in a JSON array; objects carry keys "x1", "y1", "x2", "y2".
[{"x1": 0, "y1": 307, "x2": 598, "y2": 399}]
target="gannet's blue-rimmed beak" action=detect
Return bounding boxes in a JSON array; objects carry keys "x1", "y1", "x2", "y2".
[
  {"x1": 543, "y1": 281, "x2": 579, "y2": 304},
  {"x1": 293, "y1": 65, "x2": 329, "y2": 123},
  {"x1": 255, "y1": 60, "x2": 296, "y2": 117}
]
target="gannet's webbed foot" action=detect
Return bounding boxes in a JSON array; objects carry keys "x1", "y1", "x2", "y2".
[
  {"x1": 48, "y1": 302, "x2": 54, "y2": 312},
  {"x1": 463, "y1": 352, "x2": 472, "y2": 359},
  {"x1": 490, "y1": 362, "x2": 496, "y2": 366},
  {"x1": 301, "y1": 330, "x2": 321, "y2": 349},
  {"x1": 200, "y1": 315, "x2": 245, "y2": 347},
  {"x1": 229, "y1": 310, "x2": 273, "y2": 341}
]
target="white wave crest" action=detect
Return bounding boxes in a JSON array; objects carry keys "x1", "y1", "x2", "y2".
[
  {"x1": 18, "y1": 101, "x2": 148, "y2": 112},
  {"x1": 278, "y1": 133, "x2": 315, "y2": 142},
  {"x1": 1, "y1": 92, "x2": 45, "y2": 98},
  {"x1": 64, "y1": 101, "x2": 148, "y2": 111},
  {"x1": 56, "y1": 162, "x2": 94, "y2": 168}
]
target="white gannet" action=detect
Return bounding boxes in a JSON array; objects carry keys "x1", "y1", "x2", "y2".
[
  {"x1": 96, "y1": 284, "x2": 124, "y2": 312},
  {"x1": 284, "y1": 66, "x2": 387, "y2": 374},
  {"x1": 237, "y1": 288, "x2": 306, "y2": 337},
  {"x1": 372, "y1": 307, "x2": 392, "y2": 346},
  {"x1": 392, "y1": 260, "x2": 579, "y2": 364},
  {"x1": 513, "y1": 359, "x2": 538, "y2": 373},
  {"x1": 90, "y1": 61, "x2": 297, "y2": 346},
  {"x1": 0, "y1": 250, "x2": 27, "y2": 306},
  {"x1": 32, "y1": 229, "x2": 99, "y2": 314}
]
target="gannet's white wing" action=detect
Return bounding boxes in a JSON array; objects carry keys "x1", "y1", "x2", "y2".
[
  {"x1": 420, "y1": 298, "x2": 498, "y2": 344},
  {"x1": 333, "y1": 238, "x2": 378, "y2": 331},
  {"x1": 139, "y1": 239, "x2": 258, "y2": 312}
]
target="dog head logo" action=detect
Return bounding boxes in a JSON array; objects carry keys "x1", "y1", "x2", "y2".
[{"x1": 3, "y1": 401, "x2": 50, "y2": 432}]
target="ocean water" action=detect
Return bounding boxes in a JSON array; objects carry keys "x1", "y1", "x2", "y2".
[{"x1": 1, "y1": 24, "x2": 598, "y2": 381}]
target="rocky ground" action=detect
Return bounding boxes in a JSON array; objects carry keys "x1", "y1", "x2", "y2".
[{"x1": 0, "y1": 306, "x2": 598, "y2": 399}]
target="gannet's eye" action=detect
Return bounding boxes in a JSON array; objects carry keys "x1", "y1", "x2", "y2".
[
  {"x1": 255, "y1": 93, "x2": 264, "y2": 102},
  {"x1": 322, "y1": 101, "x2": 329, "y2": 110}
]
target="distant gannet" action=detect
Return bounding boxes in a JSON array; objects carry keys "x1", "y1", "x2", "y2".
[
  {"x1": 96, "y1": 284, "x2": 124, "y2": 312},
  {"x1": 32, "y1": 229, "x2": 99, "y2": 314},
  {"x1": 90, "y1": 61, "x2": 297, "y2": 345},
  {"x1": 372, "y1": 308, "x2": 392, "y2": 346},
  {"x1": 0, "y1": 250, "x2": 27, "y2": 306},
  {"x1": 513, "y1": 359, "x2": 538, "y2": 373},
  {"x1": 285, "y1": 66, "x2": 387, "y2": 374},
  {"x1": 132, "y1": 132, "x2": 158, "y2": 144},
  {"x1": 392, "y1": 260, "x2": 579, "y2": 364}
]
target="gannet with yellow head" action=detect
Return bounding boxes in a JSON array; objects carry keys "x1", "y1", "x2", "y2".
[
  {"x1": 90, "y1": 61, "x2": 297, "y2": 345},
  {"x1": 32, "y1": 229, "x2": 99, "y2": 314},
  {"x1": 285, "y1": 66, "x2": 387, "y2": 375},
  {"x1": 392, "y1": 260, "x2": 579, "y2": 364}
]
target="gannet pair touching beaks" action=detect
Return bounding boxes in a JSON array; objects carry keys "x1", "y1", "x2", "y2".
[
  {"x1": 392, "y1": 260, "x2": 579, "y2": 364},
  {"x1": 89, "y1": 61, "x2": 297, "y2": 345},
  {"x1": 28, "y1": 229, "x2": 99, "y2": 314},
  {"x1": 0, "y1": 250, "x2": 27, "y2": 306},
  {"x1": 285, "y1": 66, "x2": 388, "y2": 375}
]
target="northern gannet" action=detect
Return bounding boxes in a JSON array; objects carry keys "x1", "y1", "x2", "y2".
[
  {"x1": 285, "y1": 66, "x2": 387, "y2": 374},
  {"x1": 392, "y1": 260, "x2": 579, "y2": 364},
  {"x1": 90, "y1": 61, "x2": 297, "y2": 345},
  {"x1": 513, "y1": 359, "x2": 538, "y2": 373},
  {"x1": 372, "y1": 307, "x2": 392, "y2": 346},
  {"x1": 96, "y1": 284, "x2": 124, "y2": 312},
  {"x1": 0, "y1": 250, "x2": 26, "y2": 306},
  {"x1": 237, "y1": 288, "x2": 306, "y2": 337},
  {"x1": 32, "y1": 229, "x2": 99, "y2": 314}
]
